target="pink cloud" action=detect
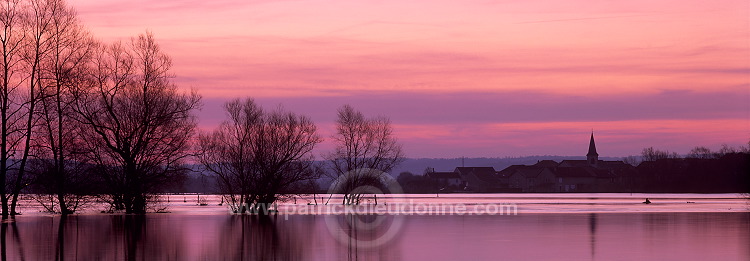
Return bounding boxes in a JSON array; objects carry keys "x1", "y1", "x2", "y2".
[
  {"x1": 68, "y1": 0, "x2": 749, "y2": 157},
  {"x1": 197, "y1": 88, "x2": 749, "y2": 158}
]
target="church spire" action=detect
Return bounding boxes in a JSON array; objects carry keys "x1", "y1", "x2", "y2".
[{"x1": 587, "y1": 132, "x2": 598, "y2": 165}]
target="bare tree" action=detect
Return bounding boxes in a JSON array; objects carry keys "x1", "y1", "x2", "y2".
[
  {"x1": 197, "y1": 98, "x2": 322, "y2": 214},
  {"x1": 325, "y1": 104, "x2": 404, "y2": 204},
  {"x1": 0, "y1": 0, "x2": 71, "y2": 217},
  {"x1": 7, "y1": 0, "x2": 64, "y2": 216},
  {"x1": 72, "y1": 32, "x2": 200, "y2": 214},
  {"x1": 31, "y1": 0, "x2": 95, "y2": 214},
  {"x1": 641, "y1": 147, "x2": 680, "y2": 162},
  {"x1": 0, "y1": 0, "x2": 28, "y2": 218},
  {"x1": 717, "y1": 144, "x2": 738, "y2": 157},
  {"x1": 686, "y1": 146, "x2": 716, "y2": 159}
]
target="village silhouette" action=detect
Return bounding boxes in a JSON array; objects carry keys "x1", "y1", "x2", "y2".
[{"x1": 419, "y1": 133, "x2": 749, "y2": 193}]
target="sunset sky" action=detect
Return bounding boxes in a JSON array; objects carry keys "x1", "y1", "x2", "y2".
[{"x1": 68, "y1": 0, "x2": 749, "y2": 158}]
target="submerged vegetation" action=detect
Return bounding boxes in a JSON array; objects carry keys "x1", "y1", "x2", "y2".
[{"x1": 197, "y1": 98, "x2": 322, "y2": 214}]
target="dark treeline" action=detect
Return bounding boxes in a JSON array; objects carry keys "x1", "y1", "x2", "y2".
[
  {"x1": 396, "y1": 172, "x2": 436, "y2": 193},
  {"x1": 628, "y1": 146, "x2": 750, "y2": 193}
]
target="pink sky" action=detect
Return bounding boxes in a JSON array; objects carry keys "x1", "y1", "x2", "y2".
[{"x1": 68, "y1": 0, "x2": 749, "y2": 158}]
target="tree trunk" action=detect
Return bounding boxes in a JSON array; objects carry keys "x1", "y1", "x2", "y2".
[{"x1": 1, "y1": 196, "x2": 8, "y2": 219}]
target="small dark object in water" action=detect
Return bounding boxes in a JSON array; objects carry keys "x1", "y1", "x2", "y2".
[{"x1": 643, "y1": 198, "x2": 651, "y2": 204}]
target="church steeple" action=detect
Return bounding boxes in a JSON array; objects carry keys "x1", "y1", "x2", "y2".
[{"x1": 587, "y1": 132, "x2": 598, "y2": 165}]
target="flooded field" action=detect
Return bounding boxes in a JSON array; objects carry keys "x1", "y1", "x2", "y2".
[
  {"x1": 3, "y1": 194, "x2": 749, "y2": 260},
  {"x1": 16, "y1": 193, "x2": 747, "y2": 215}
]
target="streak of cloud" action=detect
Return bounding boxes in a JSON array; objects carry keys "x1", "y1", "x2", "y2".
[
  {"x1": 68, "y1": 0, "x2": 750, "y2": 157},
  {"x1": 515, "y1": 13, "x2": 656, "y2": 24}
]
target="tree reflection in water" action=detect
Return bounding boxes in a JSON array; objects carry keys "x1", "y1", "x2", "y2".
[
  {"x1": 589, "y1": 213, "x2": 597, "y2": 260},
  {"x1": 1, "y1": 220, "x2": 25, "y2": 261},
  {"x1": 327, "y1": 214, "x2": 403, "y2": 261},
  {"x1": 0, "y1": 215, "x2": 188, "y2": 260},
  {"x1": 0, "y1": 214, "x2": 309, "y2": 261},
  {"x1": 1, "y1": 212, "x2": 748, "y2": 260},
  {"x1": 215, "y1": 215, "x2": 303, "y2": 261}
]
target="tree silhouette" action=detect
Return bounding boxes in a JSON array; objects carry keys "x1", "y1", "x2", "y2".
[
  {"x1": 0, "y1": 0, "x2": 83, "y2": 217},
  {"x1": 71, "y1": 33, "x2": 200, "y2": 214},
  {"x1": 641, "y1": 147, "x2": 680, "y2": 161},
  {"x1": 0, "y1": 0, "x2": 28, "y2": 218},
  {"x1": 31, "y1": 0, "x2": 96, "y2": 215},
  {"x1": 325, "y1": 105, "x2": 404, "y2": 204},
  {"x1": 197, "y1": 98, "x2": 321, "y2": 214},
  {"x1": 686, "y1": 146, "x2": 716, "y2": 159}
]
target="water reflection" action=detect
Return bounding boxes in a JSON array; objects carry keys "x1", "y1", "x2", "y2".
[
  {"x1": 1, "y1": 221, "x2": 24, "y2": 261},
  {"x1": 2, "y1": 215, "x2": 298, "y2": 261},
  {"x1": 589, "y1": 213, "x2": 597, "y2": 260},
  {"x1": 214, "y1": 215, "x2": 303, "y2": 261},
  {"x1": 1, "y1": 212, "x2": 748, "y2": 260},
  {"x1": 326, "y1": 214, "x2": 403, "y2": 260}
]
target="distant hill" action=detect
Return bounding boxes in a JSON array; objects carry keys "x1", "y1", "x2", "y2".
[
  {"x1": 389, "y1": 156, "x2": 625, "y2": 176},
  {"x1": 180, "y1": 156, "x2": 628, "y2": 193}
]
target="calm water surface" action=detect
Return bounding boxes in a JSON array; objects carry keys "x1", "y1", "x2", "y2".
[{"x1": 2, "y1": 194, "x2": 748, "y2": 261}]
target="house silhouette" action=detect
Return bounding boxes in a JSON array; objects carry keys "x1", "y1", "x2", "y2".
[{"x1": 426, "y1": 132, "x2": 636, "y2": 192}]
